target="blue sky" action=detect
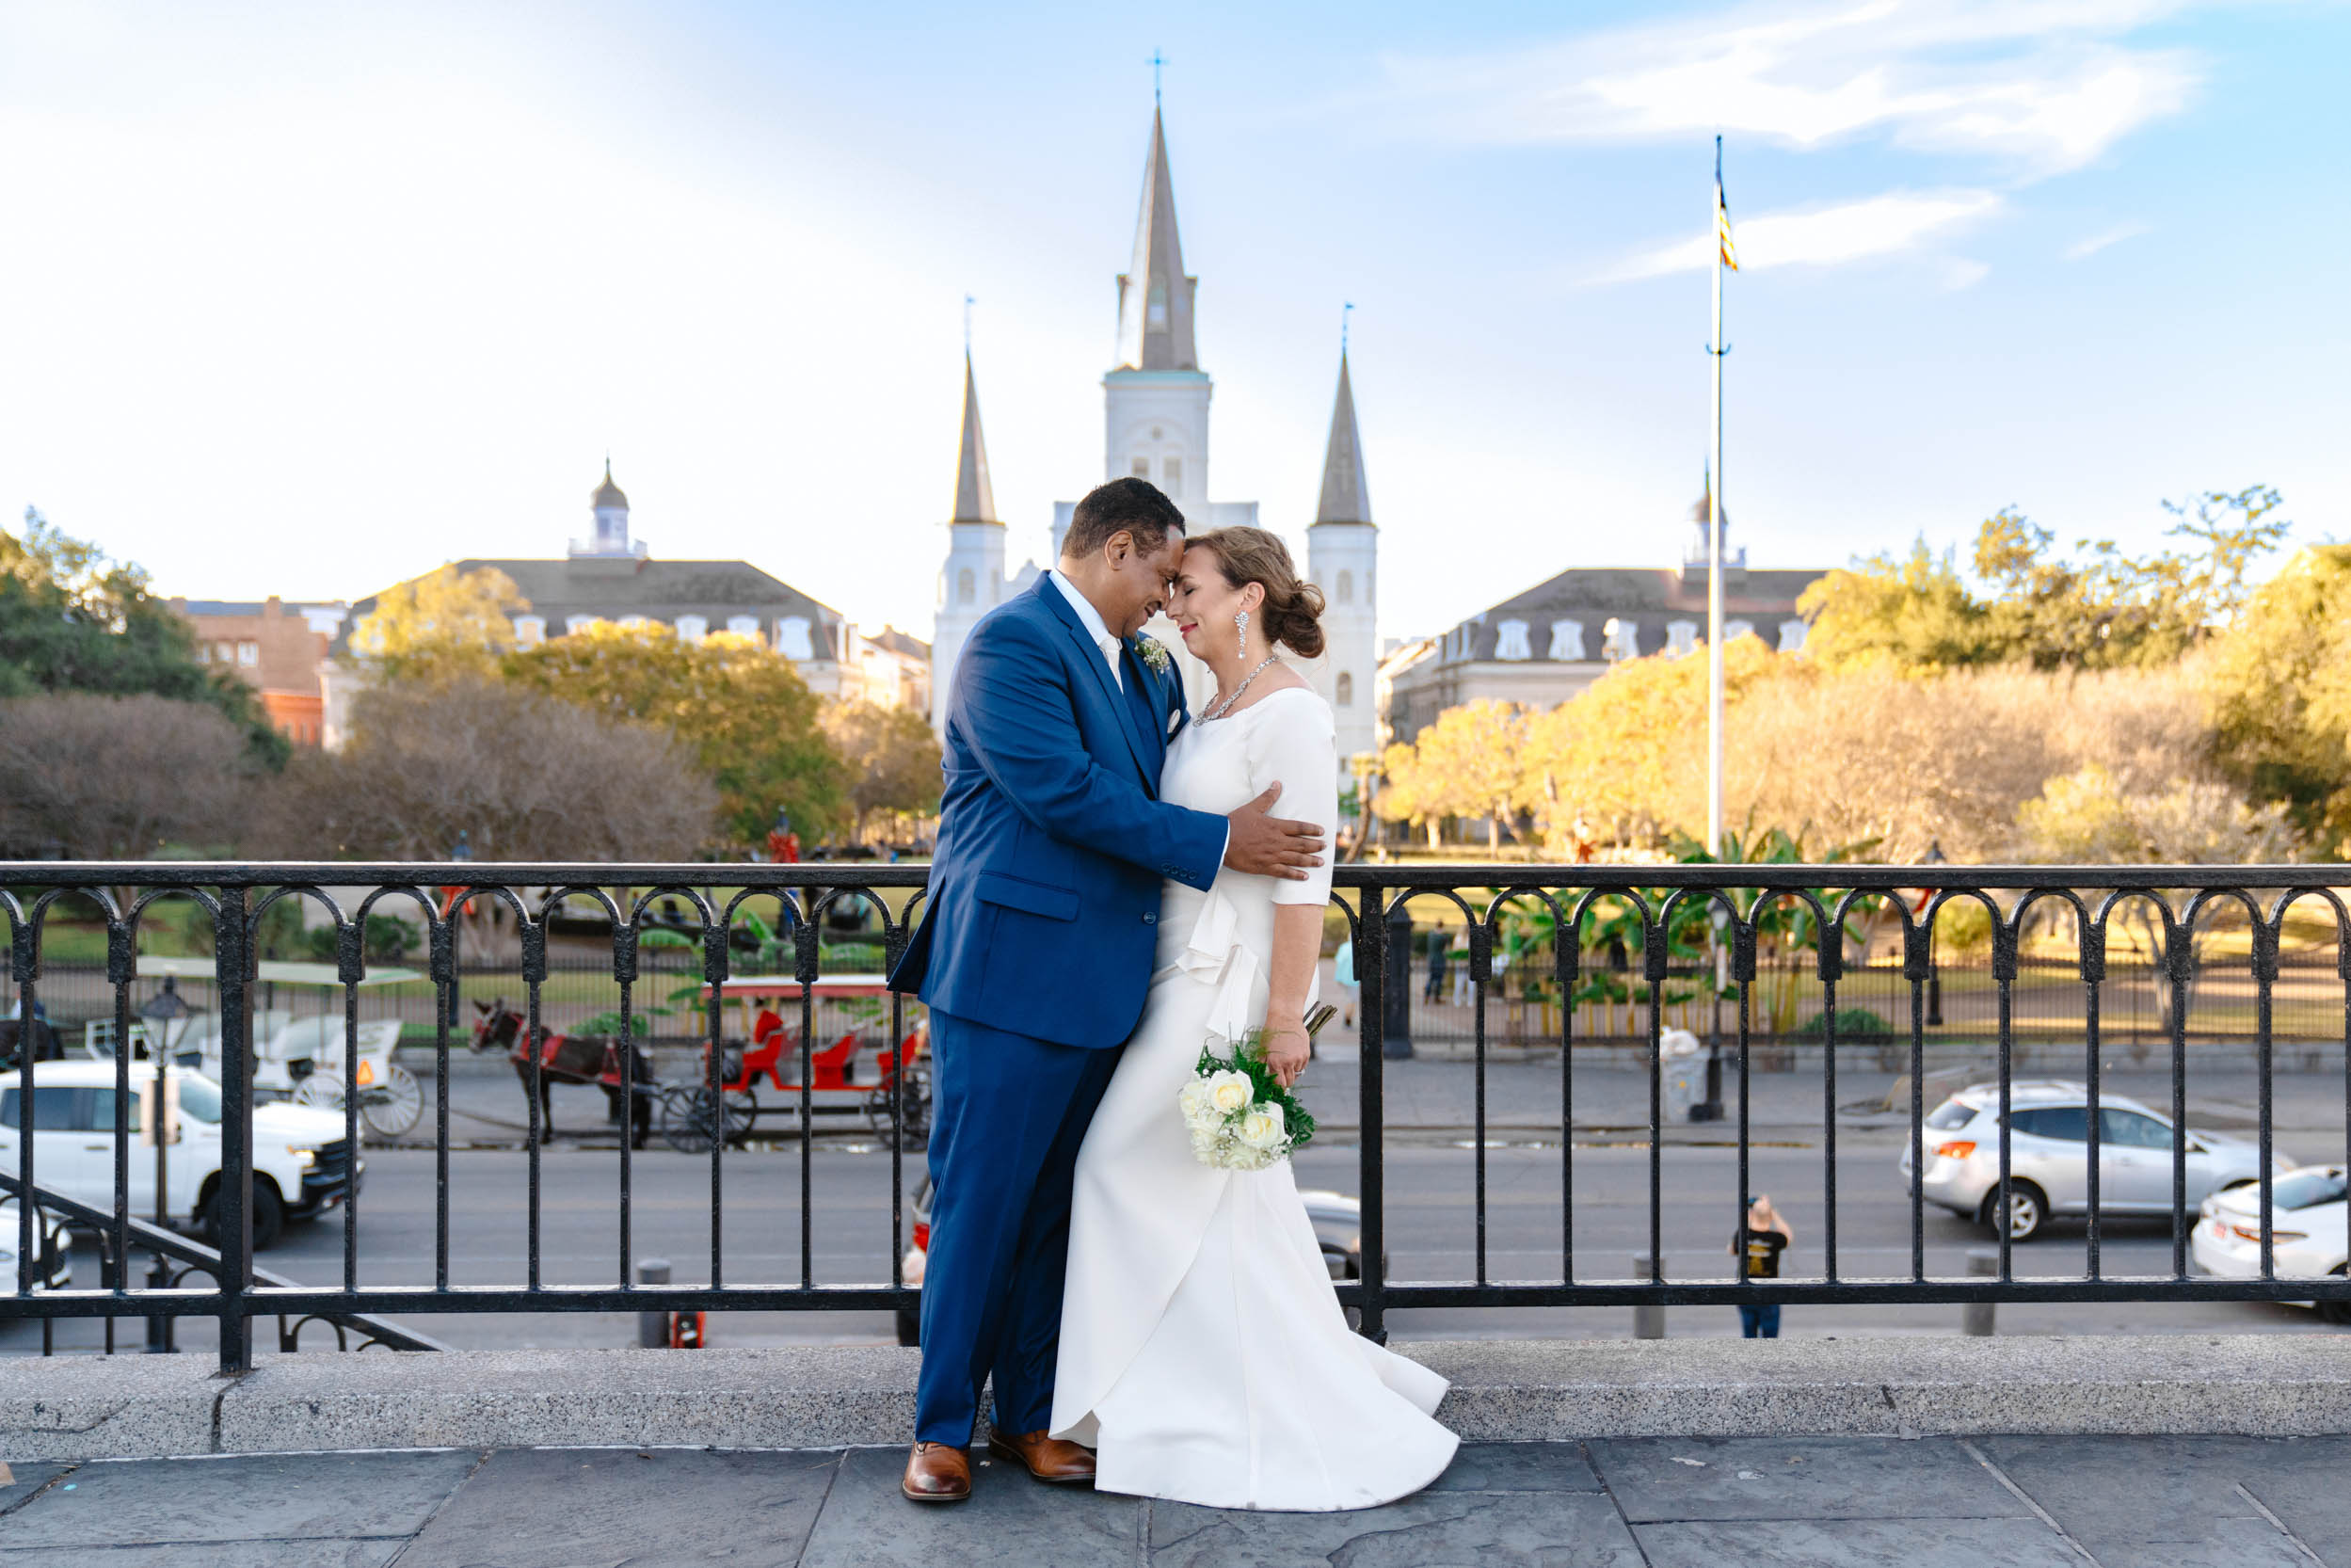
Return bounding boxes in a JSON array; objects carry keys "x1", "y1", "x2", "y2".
[{"x1": 1, "y1": 1, "x2": 2343, "y2": 644}]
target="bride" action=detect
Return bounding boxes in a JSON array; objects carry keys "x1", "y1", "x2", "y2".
[{"x1": 1049, "y1": 525, "x2": 1458, "y2": 1512}]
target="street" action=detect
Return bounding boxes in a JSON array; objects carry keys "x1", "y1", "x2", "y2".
[{"x1": 13, "y1": 1123, "x2": 2336, "y2": 1357}]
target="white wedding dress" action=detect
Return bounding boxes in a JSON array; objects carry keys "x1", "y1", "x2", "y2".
[{"x1": 1050, "y1": 685, "x2": 1457, "y2": 1512}]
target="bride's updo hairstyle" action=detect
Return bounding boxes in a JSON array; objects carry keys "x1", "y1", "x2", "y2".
[{"x1": 1190, "y1": 526, "x2": 1327, "y2": 659}]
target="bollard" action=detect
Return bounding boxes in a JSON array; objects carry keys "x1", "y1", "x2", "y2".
[
  {"x1": 637, "y1": 1257, "x2": 671, "y2": 1349},
  {"x1": 1962, "y1": 1246, "x2": 1997, "y2": 1336},
  {"x1": 1633, "y1": 1252, "x2": 1667, "y2": 1339}
]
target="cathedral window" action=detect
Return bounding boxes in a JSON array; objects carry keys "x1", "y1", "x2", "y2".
[
  {"x1": 1335, "y1": 569, "x2": 1354, "y2": 606},
  {"x1": 1131, "y1": 456, "x2": 1149, "y2": 479},
  {"x1": 512, "y1": 616, "x2": 546, "y2": 648},
  {"x1": 1778, "y1": 618, "x2": 1808, "y2": 653},
  {"x1": 1665, "y1": 620, "x2": 1698, "y2": 657},
  {"x1": 726, "y1": 615, "x2": 760, "y2": 639},
  {"x1": 957, "y1": 568, "x2": 975, "y2": 605},
  {"x1": 1163, "y1": 457, "x2": 1182, "y2": 491},
  {"x1": 1495, "y1": 620, "x2": 1532, "y2": 661},
  {"x1": 1336, "y1": 672, "x2": 1354, "y2": 707},
  {"x1": 1547, "y1": 620, "x2": 1585, "y2": 661},
  {"x1": 1147, "y1": 281, "x2": 1168, "y2": 328},
  {"x1": 776, "y1": 616, "x2": 815, "y2": 661},
  {"x1": 674, "y1": 616, "x2": 707, "y2": 644},
  {"x1": 1725, "y1": 619, "x2": 1754, "y2": 645}
]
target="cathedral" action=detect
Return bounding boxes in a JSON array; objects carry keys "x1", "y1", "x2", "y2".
[{"x1": 930, "y1": 107, "x2": 1380, "y2": 762}]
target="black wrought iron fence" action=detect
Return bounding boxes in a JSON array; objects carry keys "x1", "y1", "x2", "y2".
[{"x1": 1, "y1": 860, "x2": 2346, "y2": 1370}]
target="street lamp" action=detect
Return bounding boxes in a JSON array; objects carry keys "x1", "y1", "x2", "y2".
[
  {"x1": 1692, "y1": 907, "x2": 1728, "y2": 1123},
  {"x1": 137, "y1": 979, "x2": 190, "y2": 1352},
  {"x1": 1920, "y1": 840, "x2": 1947, "y2": 1028}
]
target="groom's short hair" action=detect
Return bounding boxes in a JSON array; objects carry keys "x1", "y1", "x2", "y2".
[{"x1": 1063, "y1": 477, "x2": 1184, "y2": 562}]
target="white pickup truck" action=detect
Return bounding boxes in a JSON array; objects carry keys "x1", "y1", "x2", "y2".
[{"x1": 0, "y1": 1060, "x2": 360, "y2": 1249}]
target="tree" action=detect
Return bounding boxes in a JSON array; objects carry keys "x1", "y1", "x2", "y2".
[
  {"x1": 822, "y1": 701, "x2": 942, "y2": 840},
  {"x1": 261, "y1": 677, "x2": 717, "y2": 859},
  {"x1": 1803, "y1": 488, "x2": 2291, "y2": 677},
  {"x1": 1375, "y1": 741, "x2": 1447, "y2": 849},
  {"x1": 0, "y1": 694, "x2": 252, "y2": 859},
  {"x1": 0, "y1": 507, "x2": 281, "y2": 760},
  {"x1": 1401, "y1": 700, "x2": 1528, "y2": 850},
  {"x1": 1516, "y1": 634, "x2": 1777, "y2": 850},
  {"x1": 504, "y1": 623, "x2": 846, "y2": 846},
  {"x1": 1798, "y1": 537, "x2": 1992, "y2": 675},
  {"x1": 2204, "y1": 544, "x2": 2351, "y2": 853},
  {"x1": 346, "y1": 564, "x2": 531, "y2": 680}
]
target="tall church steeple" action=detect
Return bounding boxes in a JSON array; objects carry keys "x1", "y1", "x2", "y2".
[
  {"x1": 1114, "y1": 108, "x2": 1198, "y2": 373},
  {"x1": 951, "y1": 353, "x2": 1000, "y2": 525},
  {"x1": 1314, "y1": 351, "x2": 1373, "y2": 527},
  {"x1": 1305, "y1": 344, "x2": 1379, "y2": 763}
]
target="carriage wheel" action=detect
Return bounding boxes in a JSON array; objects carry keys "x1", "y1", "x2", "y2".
[
  {"x1": 661, "y1": 1086, "x2": 757, "y2": 1154},
  {"x1": 361, "y1": 1063, "x2": 424, "y2": 1141},
  {"x1": 291, "y1": 1075, "x2": 344, "y2": 1114}
]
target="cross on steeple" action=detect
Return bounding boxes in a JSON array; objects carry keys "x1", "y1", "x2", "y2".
[
  {"x1": 1341, "y1": 300, "x2": 1353, "y2": 353},
  {"x1": 963, "y1": 294, "x2": 974, "y2": 354},
  {"x1": 1149, "y1": 49, "x2": 1165, "y2": 105}
]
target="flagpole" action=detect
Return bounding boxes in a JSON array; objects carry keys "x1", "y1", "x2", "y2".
[{"x1": 1706, "y1": 135, "x2": 1727, "y2": 860}]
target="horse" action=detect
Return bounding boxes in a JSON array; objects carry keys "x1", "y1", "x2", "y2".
[{"x1": 469, "y1": 1000, "x2": 655, "y2": 1149}]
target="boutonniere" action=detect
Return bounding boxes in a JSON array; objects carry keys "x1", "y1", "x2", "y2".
[{"x1": 1133, "y1": 635, "x2": 1173, "y2": 675}]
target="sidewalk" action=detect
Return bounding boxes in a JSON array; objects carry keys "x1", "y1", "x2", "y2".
[{"x1": 5, "y1": 1433, "x2": 2342, "y2": 1566}]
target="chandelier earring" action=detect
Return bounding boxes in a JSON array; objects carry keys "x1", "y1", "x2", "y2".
[{"x1": 1235, "y1": 610, "x2": 1250, "y2": 658}]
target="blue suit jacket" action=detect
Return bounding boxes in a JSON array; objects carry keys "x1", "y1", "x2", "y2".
[{"x1": 888, "y1": 577, "x2": 1227, "y2": 1048}]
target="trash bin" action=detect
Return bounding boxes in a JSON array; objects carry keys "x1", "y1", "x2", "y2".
[{"x1": 1660, "y1": 1029, "x2": 1703, "y2": 1122}]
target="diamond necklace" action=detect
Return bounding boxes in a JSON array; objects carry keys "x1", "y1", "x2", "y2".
[{"x1": 1201, "y1": 654, "x2": 1280, "y2": 722}]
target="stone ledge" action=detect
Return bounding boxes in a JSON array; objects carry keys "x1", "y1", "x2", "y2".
[{"x1": 8, "y1": 1336, "x2": 2351, "y2": 1461}]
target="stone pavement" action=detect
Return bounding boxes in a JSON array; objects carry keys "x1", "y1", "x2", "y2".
[{"x1": 3, "y1": 1434, "x2": 2345, "y2": 1567}]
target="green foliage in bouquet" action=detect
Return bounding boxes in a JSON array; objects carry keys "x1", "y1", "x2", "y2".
[{"x1": 1191, "y1": 1030, "x2": 1319, "y2": 1153}]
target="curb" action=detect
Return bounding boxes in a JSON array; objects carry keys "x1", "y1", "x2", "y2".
[{"x1": 8, "y1": 1336, "x2": 2351, "y2": 1462}]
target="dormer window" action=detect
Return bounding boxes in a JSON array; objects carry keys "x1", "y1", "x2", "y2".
[
  {"x1": 674, "y1": 616, "x2": 707, "y2": 644},
  {"x1": 512, "y1": 616, "x2": 546, "y2": 648},
  {"x1": 726, "y1": 615, "x2": 760, "y2": 639},
  {"x1": 776, "y1": 616, "x2": 815, "y2": 661},
  {"x1": 566, "y1": 615, "x2": 600, "y2": 635},
  {"x1": 1495, "y1": 620, "x2": 1532, "y2": 661},
  {"x1": 1779, "y1": 618, "x2": 1808, "y2": 653},
  {"x1": 1547, "y1": 620, "x2": 1585, "y2": 661},
  {"x1": 1725, "y1": 619, "x2": 1753, "y2": 644},
  {"x1": 1602, "y1": 618, "x2": 1639, "y2": 661},
  {"x1": 1665, "y1": 620, "x2": 1698, "y2": 657}
]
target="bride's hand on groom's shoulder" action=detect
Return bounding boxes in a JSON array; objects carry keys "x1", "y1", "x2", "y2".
[{"x1": 1224, "y1": 784, "x2": 1324, "y2": 881}]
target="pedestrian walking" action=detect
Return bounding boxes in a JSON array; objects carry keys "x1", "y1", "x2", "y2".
[
  {"x1": 1421, "y1": 928, "x2": 1449, "y2": 1004},
  {"x1": 1731, "y1": 1194, "x2": 1793, "y2": 1338}
]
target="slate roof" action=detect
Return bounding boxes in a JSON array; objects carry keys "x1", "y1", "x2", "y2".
[
  {"x1": 1437, "y1": 564, "x2": 1829, "y2": 664},
  {"x1": 335, "y1": 557, "x2": 845, "y2": 657}
]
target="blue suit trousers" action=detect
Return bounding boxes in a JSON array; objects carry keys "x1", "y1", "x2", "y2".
[{"x1": 915, "y1": 1008, "x2": 1123, "y2": 1446}]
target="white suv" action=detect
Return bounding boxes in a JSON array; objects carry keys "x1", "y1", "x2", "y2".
[
  {"x1": 0, "y1": 1062, "x2": 359, "y2": 1250},
  {"x1": 1898, "y1": 1079, "x2": 2284, "y2": 1241}
]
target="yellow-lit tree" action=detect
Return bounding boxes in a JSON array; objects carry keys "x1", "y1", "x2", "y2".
[
  {"x1": 504, "y1": 624, "x2": 846, "y2": 847},
  {"x1": 348, "y1": 565, "x2": 531, "y2": 679},
  {"x1": 822, "y1": 700, "x2": 943, "y2": 841},
  {"x1": 1376, "y1": 700, "x2": 1527, "y2": 852}
]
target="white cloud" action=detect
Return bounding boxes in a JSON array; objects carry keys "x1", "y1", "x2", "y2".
[
  {"x1": 1380, "y1": 0, "x2": 2203, "y2": 173},
  {"x1": 1606, "y1": 188, "x2": 2000, "y2": 279},
  {"x1": 2063, "y1": 221, "x2": 2151, "y2": 259}
]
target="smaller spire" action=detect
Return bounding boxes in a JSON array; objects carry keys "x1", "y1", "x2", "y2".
[
  {"x1": 591, "y1": 458, "x2": 628, "y2": 511},
  {"x1": 952, "y1": 353, "x2": 1000, "y2": 525},
  {"x1": 1313, "y1": 349, "x2": 1373, "y2": 527}
]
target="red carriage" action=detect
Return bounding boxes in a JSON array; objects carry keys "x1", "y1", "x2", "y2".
[{"x1": 656, "y1": 975, "x2": 930, "y2": 1153}]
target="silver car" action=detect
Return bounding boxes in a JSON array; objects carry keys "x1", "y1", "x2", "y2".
[{"x1": 1898, "y1": 1080, "x2": 2288, "y2": 1241}]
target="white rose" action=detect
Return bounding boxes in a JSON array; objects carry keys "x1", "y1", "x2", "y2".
[
  {"x1": 1177, "y1": 1079, "x2": 1213, "y2": 1122},
  {"x1": 1207, "y1": 1070, "x2": 1255, "y2": 1114},
  {"x1": 1237, "y1": 1104, "x2": 1286, "y2": 1150}
]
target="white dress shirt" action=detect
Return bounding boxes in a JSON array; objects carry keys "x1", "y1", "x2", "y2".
[{"x1": 1048, "y1": 570, "x2": 1123, "y2": 692}]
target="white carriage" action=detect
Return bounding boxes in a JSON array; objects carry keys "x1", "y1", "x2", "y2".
[{"x1": 83, "y1": 957, "x2": 425, "y2": 1141}]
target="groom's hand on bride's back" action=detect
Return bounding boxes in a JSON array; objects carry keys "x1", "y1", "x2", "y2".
[{"x1": 1224, "y1": 784, "x2": 1324, "y2": 881}]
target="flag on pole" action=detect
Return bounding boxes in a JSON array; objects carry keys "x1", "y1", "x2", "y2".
[{"x1": 1715, "y1": 152, "x2": 1739, "y2": 272}]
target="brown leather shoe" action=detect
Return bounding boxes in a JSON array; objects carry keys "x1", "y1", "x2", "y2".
[
  {"x1": 902, "y1": 1442, "x2": 971, "y2": 1503},
  {"x1": 986, "y1": 1429, "x2": 1096, "y2": 1485}
]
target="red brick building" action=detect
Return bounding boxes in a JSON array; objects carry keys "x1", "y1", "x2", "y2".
[{"x1": 169, "y1": 597, "x2": 348, "y2": 747}]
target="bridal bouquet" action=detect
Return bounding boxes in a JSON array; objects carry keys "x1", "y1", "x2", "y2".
[{"x1": 1177, "y1": 1004, "x2": 1332, "y2": 1171}]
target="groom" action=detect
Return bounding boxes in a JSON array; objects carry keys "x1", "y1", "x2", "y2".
[{"x1": 887, "y1": 477, "x2": 1324, "y2": 1503}]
